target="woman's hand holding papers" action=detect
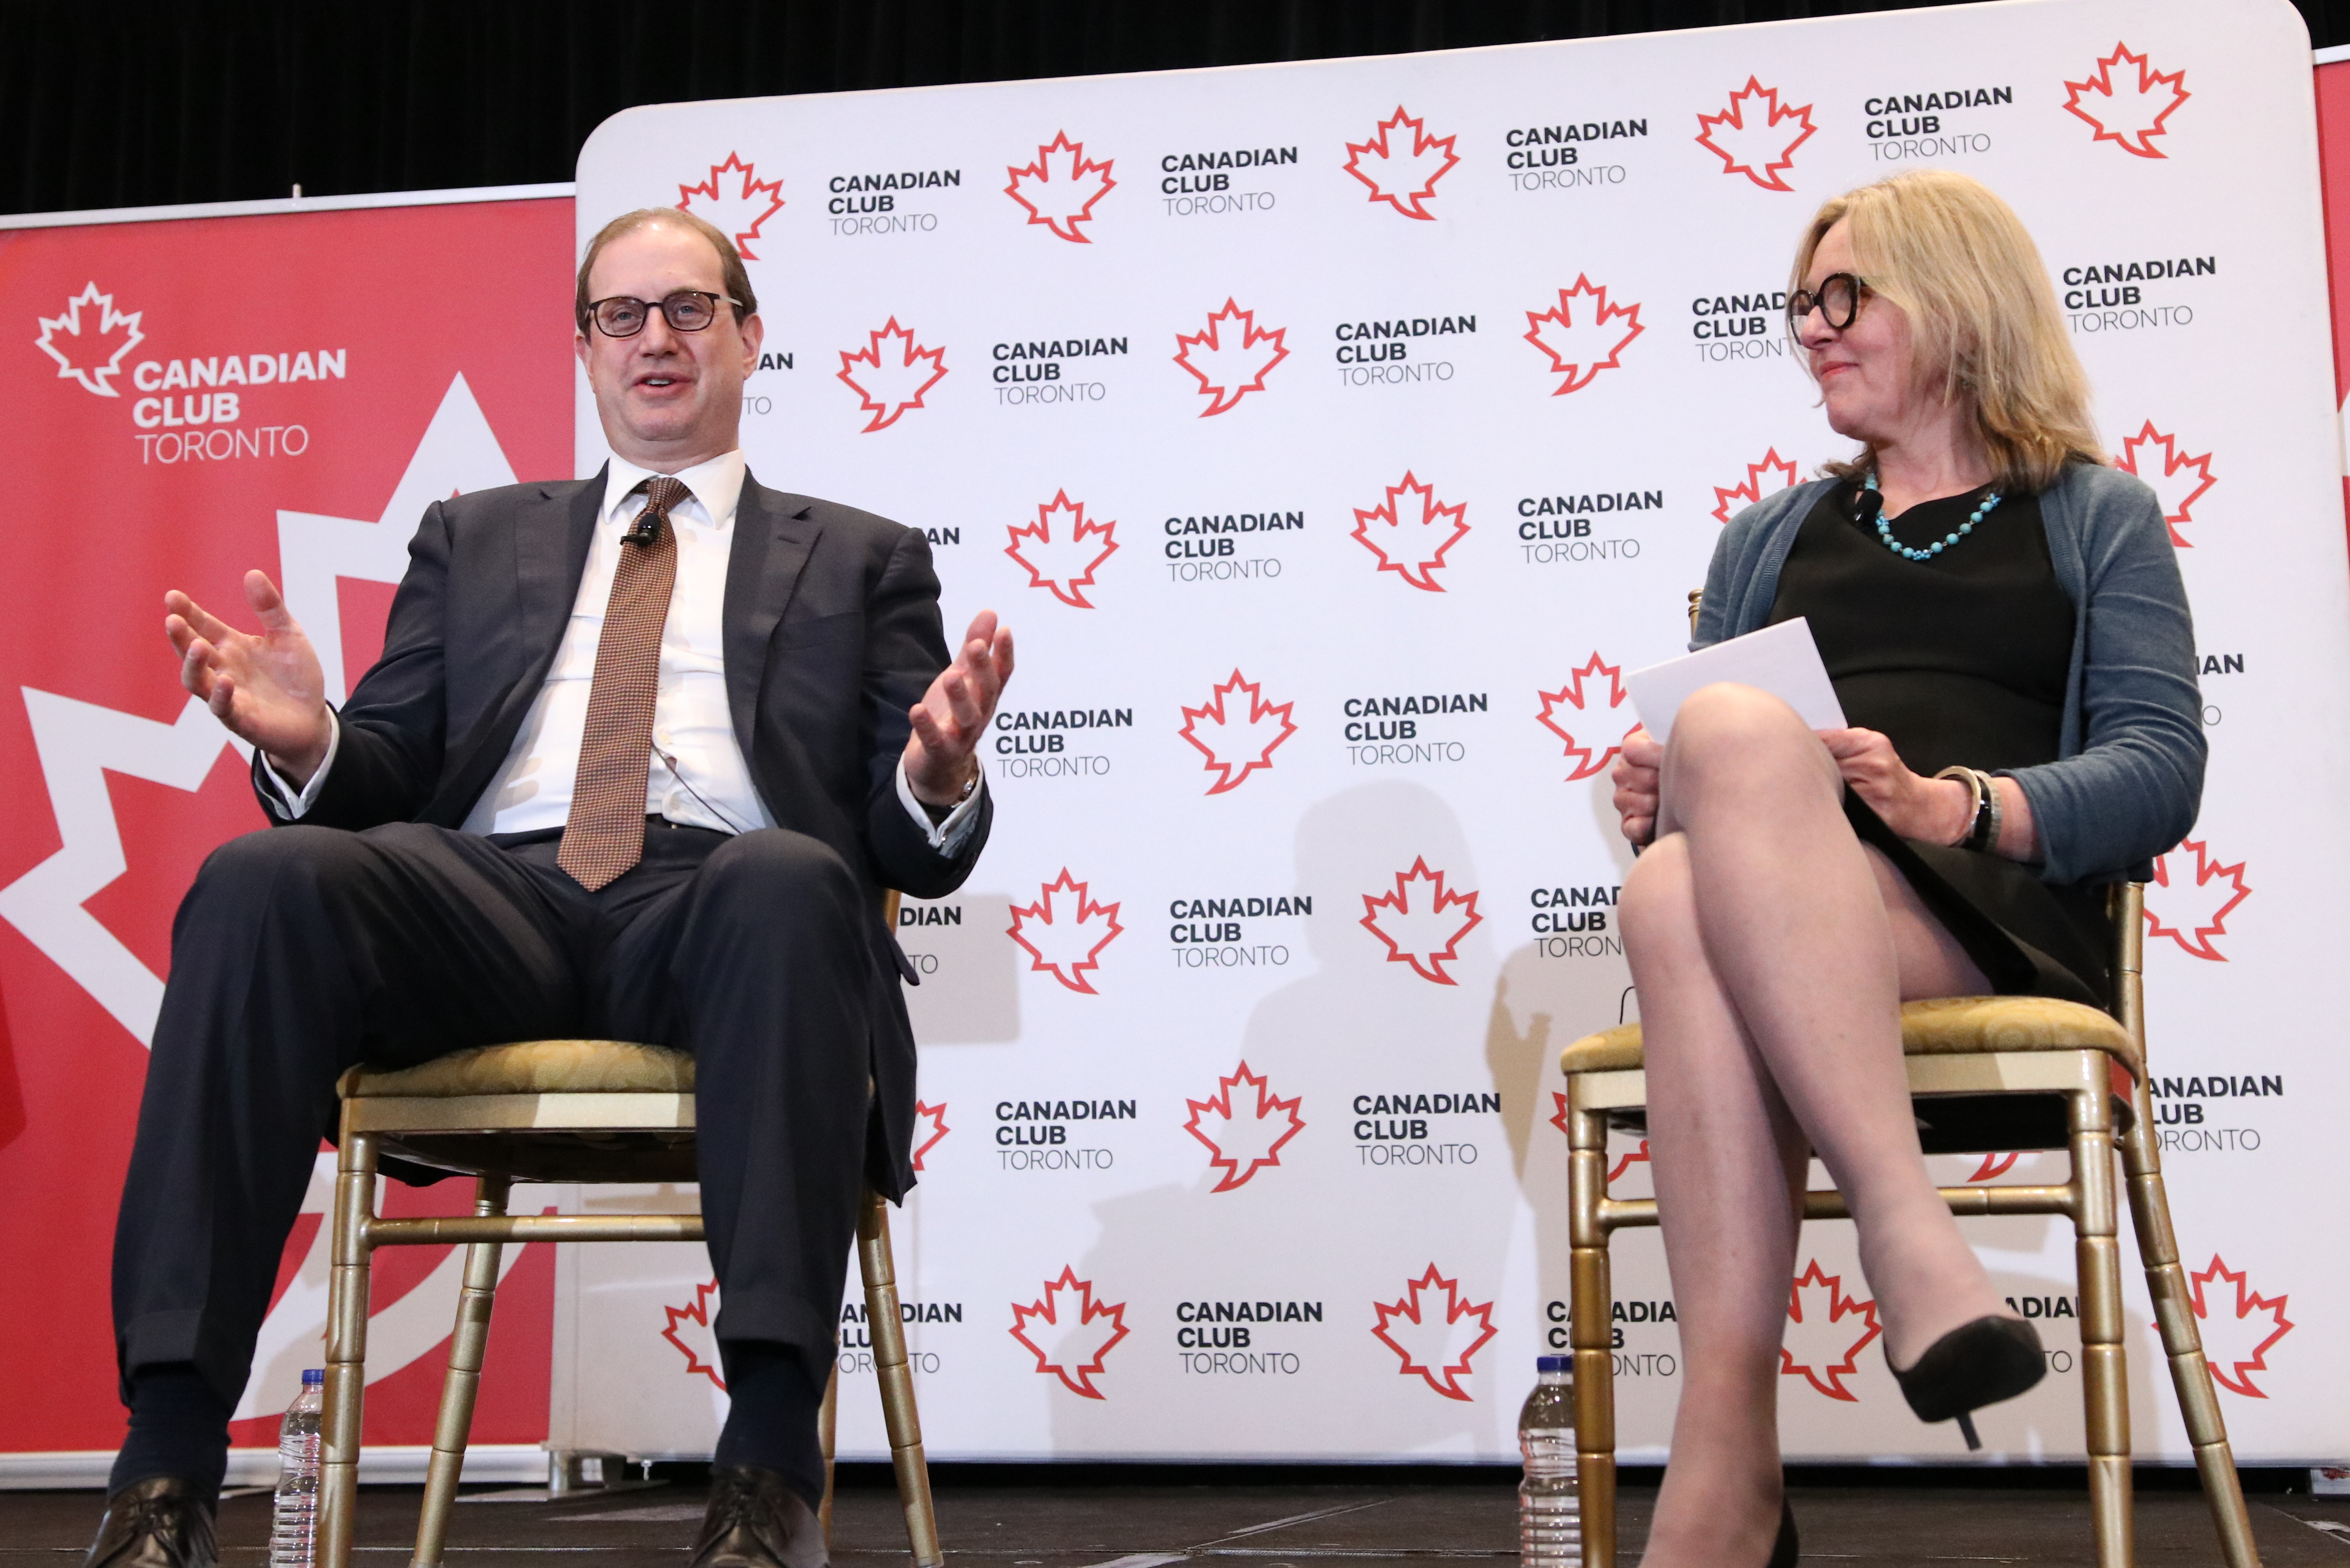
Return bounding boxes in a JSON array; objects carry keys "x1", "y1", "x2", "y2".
[{"x1": 1610, "y1": 727, "x2": 1663, "y2": 847}]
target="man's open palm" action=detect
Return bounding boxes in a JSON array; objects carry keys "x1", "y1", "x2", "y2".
[{"x1": 166, "y1": 570, "x2": 334, "y2": 784}]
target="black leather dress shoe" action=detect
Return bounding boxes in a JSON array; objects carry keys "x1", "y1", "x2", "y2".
[
  {"x1": 83, "y1": 1477, "x2": 217, "y2": 1568},
  {"x1": 689, "y1": 1465, "x2": 828, "y2": 1568}
]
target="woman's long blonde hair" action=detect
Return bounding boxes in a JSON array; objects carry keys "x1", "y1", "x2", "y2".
[{"x1": 1792, "y1": 170, "x2": 2102, "y2": 494}]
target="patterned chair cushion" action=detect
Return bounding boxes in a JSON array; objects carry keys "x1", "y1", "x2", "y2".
[
  {"x1": 1560, "y1": 995, "x2": 2140, "y2": 1080},
  {"x1": 342, "y1": 1040, "x2": 694, "y2": 1098}
]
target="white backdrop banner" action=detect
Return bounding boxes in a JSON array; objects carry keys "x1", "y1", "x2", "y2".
[{"x1": 559, "y1": 0, "x2": 2347, "y2": 1465}]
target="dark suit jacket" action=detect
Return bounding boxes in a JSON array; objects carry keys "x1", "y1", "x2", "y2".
[{"x1": 252, "y1": 468, "x2": 987, "y2": 1197}]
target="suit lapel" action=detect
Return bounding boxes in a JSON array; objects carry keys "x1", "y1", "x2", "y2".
[
  {"x1": 424, "y1": 472, "x2": 605, "y2": 824},
  {"x1": 724, "y1": 475, "x2": 822, "y2": 762}
]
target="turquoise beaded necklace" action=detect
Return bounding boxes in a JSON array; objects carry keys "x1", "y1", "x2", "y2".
[{"x1": 1864, "y1": 472, "x2": 2001, "y2": 562}]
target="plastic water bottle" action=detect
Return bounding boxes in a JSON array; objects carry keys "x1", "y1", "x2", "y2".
[
  {"x1": 1519, "y1": 1353, "x2": 1580, "y2": 1566},
  {"x1": 269, "y1": 1369, "x2": 325, "y2": 1568}
]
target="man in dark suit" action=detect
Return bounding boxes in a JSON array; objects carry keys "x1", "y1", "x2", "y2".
[{"x1": 87, "y1": 206, "x2": 1010, "y2": 1568}]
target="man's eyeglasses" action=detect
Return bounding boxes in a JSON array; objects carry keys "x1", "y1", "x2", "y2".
[
  {"x1": 1786, "y1": 273, "x2": 1870, "y2": 332},
  {"x1": 585, "y1": 291, "x2": 741, "y2": 338}
]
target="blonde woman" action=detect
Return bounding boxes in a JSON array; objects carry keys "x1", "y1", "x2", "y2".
[{"x1": 1609, "y1": 170, "x2": 2202, "y2": 1568}]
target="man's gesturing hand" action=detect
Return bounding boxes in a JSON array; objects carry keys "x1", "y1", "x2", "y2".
[
  {"x1": 1610, "y1": 727, "x2": 1663, "y2": 847},
  {"x1": 905, "y1": 609, "x2": 1015, "y2": 806},
  {"x1": 166, "y1": 570, "x2": 333, "y2": 788}
]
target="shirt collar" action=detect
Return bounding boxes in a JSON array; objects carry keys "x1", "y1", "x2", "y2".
[{"x1": 602, "y1": 448, "x2": 747, "y2": 532}]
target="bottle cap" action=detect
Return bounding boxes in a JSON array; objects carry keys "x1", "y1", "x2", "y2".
[
  {"x1": 302, "y1": 1368, "x2": 325, "y2": 1385},
  {"x1": 1537, "y1": 1354, "x2": 1570, "y2": 1373}
]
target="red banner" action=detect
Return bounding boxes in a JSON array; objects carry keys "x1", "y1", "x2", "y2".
[{"x1": 0, "y1": 195, "x2": 573, "y2": 1460}]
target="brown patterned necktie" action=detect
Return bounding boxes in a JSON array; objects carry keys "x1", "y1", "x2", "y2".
[{"x1": 557, "y1": 475, "x2": 688, "y2": 891}]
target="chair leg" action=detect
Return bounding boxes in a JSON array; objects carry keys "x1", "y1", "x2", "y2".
[
  {"x1": 2070, "y1": 1082, "x2": 2133, "y2": 1568},
  {"x1": 413, "y1": 1174, "x2": 512, "y2": 1568},
  {"x1": 859, "y1": 1189, "x2": 942, "y2": 1568},
  {"x1": 318, "y1": 1131, "x2": 379, "y2": 1568},
  {"x1": 1567, "y1": 1105, "x2": 1620, "y2": 1568},
  {"x1": 2120, "y1": 1078, "x2": 2264, "y2": 1567},
  {"x1": 818, "y1": 1352, "x2": 839, "y2": 1543}
]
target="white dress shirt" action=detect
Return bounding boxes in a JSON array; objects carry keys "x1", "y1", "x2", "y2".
[{"x1": 271, "y1": 448, "x2": 981, "y2": 855}]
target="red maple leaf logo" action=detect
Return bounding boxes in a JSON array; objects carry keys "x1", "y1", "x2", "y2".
[
  {"x1": 911, "y1": 1100, "x2": 950, "y2": 1173},
  {"x1": 2064, "y1": 43, "x2": 2190, "y2": 160},
  {"x1": 1967, "y1": 1152, "x2": 2023, "y2": 1182},
  {"x1": 2146, "y1": 839, "x2": 2250, "y2": 962},
  {"x1": 661, "y1": 1279, "x2": 727, "y2": 1390},
  {"x1": 1781, "y1": 1259, "x2": 1881, "y2": 1401},
  {"x1": 1537, "y1": 653, "x2": 1637, "y2": 782},
  {"x1": 1006, "y1": 490, "x2": 1118, "y2": 608},
  {"x1": 1179, "y1": 670, "x2": 1298, "y2": 794},
  {"x1": 2114, "y1": 421, "x2": 2216, "y2": 547},
  {"x1": 836, "y1": 318, "x2": 947, "y2": 433},
  {"x1": 1712, "y1": 447, "x2": 1803, "y2": 524},
  {"x1": 1695, "y1": 78, "x2": 1817, "y2": 192},
  {"x1": 1174, "y1": 299, "x2": 1289, "y2": 417},
  {"x1": 1007, "y1": 870, "x2": 1123, "y2": 994},
  {"x1": 1351, "y1": 472, "x2": 1469, "y2": 592},
  {"x1": 2190, "y1": 1254, "x2": 2293, "y2": 1398},
  {"x1": 1524, "y1": 277, "x2": 1644, "y2": 396},
  {"x1": 1005, "y1": 132, "x2": 1117, "y2": 242},
  {"x1": 1341, "y1": 106, "x2": 1461, "y2": 221},
  {"x1": 1372, "y1": 1264, "x2": 1498, "y2": 1401},
  {"x1": 1009, "y1": 1266, "x2": 1128, "y2": 1398},
  {"x1": 1359, "y1": 858, "x2": 1483, "y2": 986},
  {"x1": 34, "y1": 281, "x2": 145, "y2": 397},
  {"x1": 675, "y1": 153, "x2": 787, "y2": 260},
  {"x1": 1184, "y1": 1062, "x2": 1306, "y2": 1193}
]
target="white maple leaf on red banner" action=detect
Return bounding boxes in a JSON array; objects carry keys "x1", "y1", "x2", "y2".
[
  {"x1": 675, "y1": 153, "x2": 786, "y2": 259},
  {"x1": 1712, "y1": 448, "x2": 1803, "y2": 524},
  {"x1": 1341, "y1": 106, "x2": 1461, "y2": 220},
  {"x1": 2145, "y1": 839, "x2": 2251, "y2": 962},
  {"x1": 1004, "y1": 132, "x2": 1117, "y2": 242},
  {"x1": 1359, "y1": 858, "x2": 1483, "y2": 986},
  {"x1": 1009, "y1": 1266, "x2": 1129, "y2": 1398},
  {"x1": 2064, "y1": 43, "x2": 2190, "y2": 160},
  {"x1": 1372, "y1": 1264, "x2": 1498, "y2": 1401},
  {"x1": 1537, "y1": 653, "x2": 1637, "y2": 782},
  {"x1": 1351, "y1": 471, "x2": 1470, "y2": 592},
  {"x1": 1005, "y1": 490, "x2": 1118, "y2": 608},
  {"x1": 1524, "y1": 277, "x2": 1644, "y2": 396},
  {"x1": 1179, "y1": 670, "x2": 1298, "y2": 794},
  {"x1": 34, "y1": 281, "x2": 145, "y2": 396},
  {"x1": 2190, "y1": 1254, "x2": 2293, "y2": 1398},
  {"x1": 1695, "y1": 78, "x2": 1817, "y2": 192},
  {"x1": 1781, "y1": 1259, "x2": 1881, "y2": 1401},
  {"x1": 836, "y1": 319, "x2": 947, "y2": 433},
  {"x1": 2114, "y1": 421, "x2": 2216, "y2": 547},
  {"x1": 1174, "y1": 299, "x2": 1289, "y2": 416},
  {"x1": 1007, "y1": 869, "x2": 1124, "y2": 994},
  {"x1": 1184, "y1": 1061, "x2": 1306, "y2": 1193},
  {"x1": 910, "y1": 1100, "x2": 950, "y2": 1173},
  {"x1": 661, "y1": 1279, "x2": 727, "y2": 1390}
]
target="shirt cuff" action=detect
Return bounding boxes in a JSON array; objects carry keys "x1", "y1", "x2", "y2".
[
  {"x1": 263, "y1": 710, "x2": 340, "y2": 820},
  {"x1": 896, "y1": 757, "x2": 984, "y2": 854}
]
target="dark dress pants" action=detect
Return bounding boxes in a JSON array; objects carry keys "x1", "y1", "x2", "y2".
[{"x1": 112, "y1": 817, "x2": 874, "y2": 1409}]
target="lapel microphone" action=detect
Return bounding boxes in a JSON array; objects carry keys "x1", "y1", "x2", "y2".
[
  {"x1": 1853, "y1": 485, "x2": 1884, "y2": 530},
  {"x1": 626, "y1": 507, "x2": 662, "y2": 548}
]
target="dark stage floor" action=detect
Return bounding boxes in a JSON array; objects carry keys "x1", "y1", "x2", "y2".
[{"x1": 6, "y1": 1466, "x2": 2349, "y2": 1564}]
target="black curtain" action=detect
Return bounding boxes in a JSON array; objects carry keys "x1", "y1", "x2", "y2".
[{"x1": 5, "y1": 0, "x2": 2344, "y2": 217}]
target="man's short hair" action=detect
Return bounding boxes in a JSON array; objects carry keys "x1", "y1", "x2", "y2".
[{"x1": 575, "y1": 208, "x2": 758, "y2": 333}]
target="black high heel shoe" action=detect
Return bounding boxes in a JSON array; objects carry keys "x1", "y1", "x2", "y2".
[
  {"x1": 1887, "y1": 1315, "x2": 2045, "y2": 1449},
  {"x1": 1769, "y1": 1499, "x2": 1798, "y2": 1568}
]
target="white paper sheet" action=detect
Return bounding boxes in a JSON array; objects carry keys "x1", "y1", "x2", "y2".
[{"x1": 1624, "y1": 617, "x2": 1847, "y2": 741}]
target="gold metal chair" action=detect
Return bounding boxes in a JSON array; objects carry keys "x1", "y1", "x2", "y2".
[
  {"x1": 1559, "y1": 884, "x2": 2260, "y2": 1567},
  {"x1": 315, "y1": 903, "x2": 942, "y2": 1568}
]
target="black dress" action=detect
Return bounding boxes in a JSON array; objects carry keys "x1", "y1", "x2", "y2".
[{"x1": 1765, "y1": 480, "x2": 2112, "y2": 1006}]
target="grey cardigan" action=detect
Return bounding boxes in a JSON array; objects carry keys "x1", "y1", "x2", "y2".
[{"x1": 1696, "y1": 461, "x2": 2205, "y2": 886}]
